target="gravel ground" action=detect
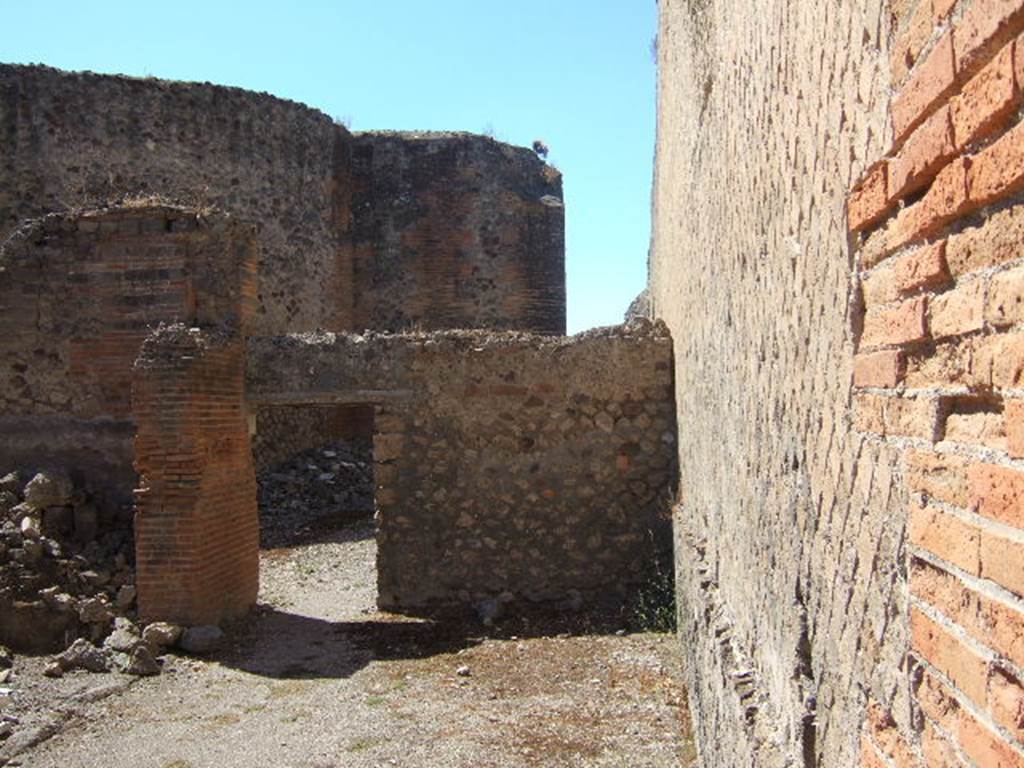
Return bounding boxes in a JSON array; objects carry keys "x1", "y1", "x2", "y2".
[{"x1": 3, "y1": 519, "x2": 694, "y2": 767}]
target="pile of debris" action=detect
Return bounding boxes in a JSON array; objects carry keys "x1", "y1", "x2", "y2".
[
  {"x1": 0, "y1": 470, "x2": 135, "y2": 653},
  {"x1": 257, "y1": 439, "x2": 375, "y2": 547}
]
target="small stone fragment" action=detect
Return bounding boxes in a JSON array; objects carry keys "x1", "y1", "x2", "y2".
[
  {"x1": 18, "y1": 516, "x2": 40, "y2": 540},
  {"x1": 0, "y1": 646, "x2": 14, "y2": 670},
  {"x1": 142, "y1": 622, "x2": 182, "y2": 649},
  {"x1": 56, "y1": 639, "x2": 108, "y2": 673},
  {"x1": 23, "y1": 471, "x2": 73, "y2": 508},
  {"x1": 103, "y1": 618, "x2": 141, "y2": 653},
  {"x1": 126, "y1": 645, "x2": 160, "y2": 676},
  {"x1": 77, "y1": 597, "x2": 113, "y2": 625},
  {"x1": 456, "y1": 665, "x2": 472, "y2": 677},
  {"x1": 42, "y1": 661, "x2": 64, "y2": 678},
  {"x1": 115, "y1": 584, "x2": 136, "y2": 610},
  {"x1": 179, "y1": 625, "x2": 224, "y2": 654},
  {"x1": 0, "y1": 472, "x2": 21, "y2": 495}
]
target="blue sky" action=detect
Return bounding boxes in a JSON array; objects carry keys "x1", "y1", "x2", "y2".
[{"x1": 2, "y1": 1, "x2": 657, "y2": 333}]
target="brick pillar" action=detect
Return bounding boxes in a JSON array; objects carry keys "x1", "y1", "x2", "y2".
[{"x1": 132, "y1": 325, "x2": 258, "y2": 625}]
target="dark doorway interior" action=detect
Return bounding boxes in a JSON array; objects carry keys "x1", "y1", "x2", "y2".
[{"x1": 256, "y1": 404, "x2": 376, "y2": 549}]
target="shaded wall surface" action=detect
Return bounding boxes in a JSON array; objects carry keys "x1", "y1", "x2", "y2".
[
  {"x1": 0, "y1": 205, "x2": 255, "y2": 503},
  {"x1": 653, "y1": 0, "x2": 1024, "y2": 766},
  {"x1": 350, "y1": 132, "x2": 565, "y2": 335},
  {"x1": 247, "y1": 322, "x2": 677, "y2": 611}
]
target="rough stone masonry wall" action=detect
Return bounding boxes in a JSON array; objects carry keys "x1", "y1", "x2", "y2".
[
  {"x1": 0, "y1": 64, "x2": 566, "y2": 341},
  {"x1": 0, "y1": 205, "x2": 255, "y2": 503},
  {"x1": 651, "y1": 1, "x2": 902, "y2": 766},
  {"x1": 246, "y1": 322, "x2": 677, "y2": 611},
  {"x1": 0, "y1": 65, "x2": 567, "y2": 474},
  {"x1": 0, "y1": 64, "x2": 346, "y2": 336},
  {"x1": 849, "y1": 2, "x2": 1024, "y2": 765},
  {"x1": 654, "y1": 0, "x2": 1024, "y2": 766}
]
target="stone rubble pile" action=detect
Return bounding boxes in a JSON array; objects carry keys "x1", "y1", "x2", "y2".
[
  {"x1": 257, "y1": 439, "x2": 374, "y2": 546},
  {"x1": 0, "y1": 469, "x2": 135, "y2": 652}
]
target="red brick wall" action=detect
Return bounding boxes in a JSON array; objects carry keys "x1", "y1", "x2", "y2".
[
  {"x1": 0, "y1": 205, "x2": 256, "y2": 501},
  {"x1": 851, "y1": 2, "x2": 1024, "y2": 764},
  {"x1": 132, "y1": 326, "x2": 258, "y2": 625}
]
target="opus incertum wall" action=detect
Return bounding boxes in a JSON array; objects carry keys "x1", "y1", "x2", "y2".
[
  {"x1": 246, "y1": 323, "x2": 678, "y2": 612},
  {"x1": 129, "y1": 322, "x2": 677, "y2": 626}
]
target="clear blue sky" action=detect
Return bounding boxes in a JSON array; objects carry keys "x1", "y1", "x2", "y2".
[{"x1": 2, "y1": 1, "x2": 657, "y2": 333}]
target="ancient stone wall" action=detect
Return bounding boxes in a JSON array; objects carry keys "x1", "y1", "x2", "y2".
[
  {"x1": 0, "y1": 64, "x2": 346, "y2": 336},
  {"x1": 246, "y1": 322, "x2": 677, "y2": 611},
  {"x1": 0, "y1": 64, "x2": 567, "y2": 474},
  {"x1": 0, "y1": 205, "x2": 255, "y2": 503},
  {"x1": 0, "y1": 66, "x2": 565, "y2": 340},
  {"x1": 350, "y1": 132, "x2": 566, "y2": 334},
  {"x1": 653, "y1": 0, "x2": 1024, "y2": 766}
]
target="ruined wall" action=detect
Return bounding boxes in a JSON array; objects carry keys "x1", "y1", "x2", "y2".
[
  {"x1": 0, "y1": 65, "x2": 567, "y2": 474},
  {"x1": 0, "y1": 64, "x2": 346, "y2": 336},
  {"x1": 0, "y1": 65, "x2": 565, "y2": 339},
  {"x1": 652, "y1": 1, "x2": 900, "y2": 765},
  {"x1": 350, "y1": 132, "x2": 566, "y2": 334},
  {"x1": 653, "y1": 0, "x2": 1024, "y2": 766},
  {"x1": 247, "y1": 322, "x2": 676, "y2": 611},
  {"x1": 0, "y1": 205, "x2": 255, "y2": 502}
]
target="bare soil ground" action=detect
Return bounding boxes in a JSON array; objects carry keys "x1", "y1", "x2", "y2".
[{"x1": 2, "y1": 519, "x2": 694, "y2": 767}]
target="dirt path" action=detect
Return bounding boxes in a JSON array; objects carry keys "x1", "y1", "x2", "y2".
[{"x1": 6, "y1": 520, "x2": 694, "y2": 767}]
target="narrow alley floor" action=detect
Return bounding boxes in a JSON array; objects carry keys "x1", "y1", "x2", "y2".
[{"x1": 6, "y1": 519, "x2": 694, "y2": 767}]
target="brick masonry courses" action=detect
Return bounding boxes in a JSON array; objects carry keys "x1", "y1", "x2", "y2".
[
  {"x1": 246, "y1": 322, "x2": 678, "y2": 611},
  {"x1": 0, "y1": 205, "x2": 255, "y2": 504},
  {"x1": 653, "y1": 0, "x2": 1024, "y2": 766},
  {"x1": 652, "y1": 1, "x2": 905, "y2": 766},
  {"x1": 0, "y1": 65, "x2": 564, "y2": 339}
]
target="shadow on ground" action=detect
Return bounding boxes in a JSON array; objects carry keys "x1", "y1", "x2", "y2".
[{"x1": 216, "y1": 605, "x2": 636, "y2": 681}]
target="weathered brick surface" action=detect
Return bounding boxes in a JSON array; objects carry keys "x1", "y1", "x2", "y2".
[
  {"x1": 862, "y1": 297, "x2": 930, "y2": 348},
  {"x1": 951, "y1": 42, "x2": 1018, "y2": 149},
  {"x1": 655, "y1": 0, "x2": 1024, "y2": 765},
  {"x1": 893, "y1": 32, "x2": 957, "y2": 142},
  {"x1": 928, "y1": 278, "x2": 985, "y2": 339},
  {"x1": 132, "y1": 325, "x2": 257, "y2": 625},
  {"x1": 0, "y1": 206, "x2": 255, "y2": 502},
  {"x1": 349, "y1": 133, "x2": 565, "y2": 334},
  {"x1": 888, "y1": 107, "x2": 957, "y2": 200},
  {"x1": 850, "y1": 164, "x2": 892, "y2": 233},
  {"x1": 854, "y1": 350, "x2": 906, "y2": 387},
  {"x1": 862, "y1": 242, "x2": 950, "y2": 308},
  {"x1": 651, "y1": 2, "x2": 904, "y2": 765}
]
